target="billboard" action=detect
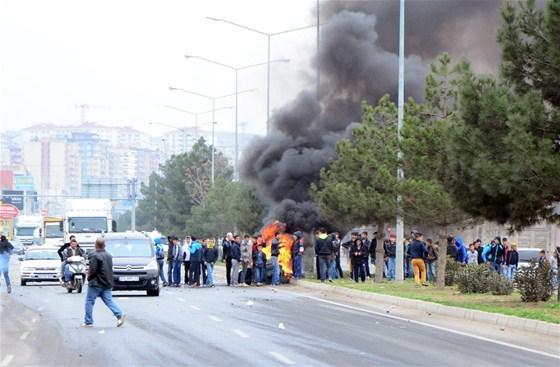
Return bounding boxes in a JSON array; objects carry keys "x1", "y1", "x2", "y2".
[
  {"x1": 14, "y1": 175, "x2": 35, "y2": 191},
  {"x1": 2, "y1": 190, "x2": 24, "y2": 210},
  {"x1": 0, "y1": 170, "x2": 14, "y2": 190}
]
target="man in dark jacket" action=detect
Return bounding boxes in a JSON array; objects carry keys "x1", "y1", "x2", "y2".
[
  {"x1": 83, "y1": 237, "x2": 126, "y2": 328},
  {"x1": 361, "y1": 232, "x2": 371, "y2": 278},
  {"x1": 58, "y1": 235, "x2": 76, "y2": 281},
  {"x1": 384, "y1": 234, "x2": 397, "y2": 280},
  {"x1": 315, "y1": 228, "x2": 333, "y2": 282},
  {"x1": 167, "y1": 236, "x2": 182, "y2": 287},
  {"x1": 62, "y1": 239, "x2": 85, "y2": 284},
  {"x1": 230, "y1": 235, "x2": 241, "y2": 286},
  {"x1": 222, "y1": 233, "x2": 233, "y2": 286},
  {"x1": 409, "y1": 233, "x2": 429, "y2": 286},
  {"x1": 203, "y1": 239, "x2": 219, "y2": 287},
  {"x1": 292, "y1": 231, "x2": 305, "y2": 280},
  {"x1": 487, "y1": 237, "x2": 505, "y2": 272},
  {"x1": 271, "y1": 234, "x2": 281, "y2": 286}
]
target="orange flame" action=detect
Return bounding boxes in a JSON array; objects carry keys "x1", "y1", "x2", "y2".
[{"x1": 262, "y1": 221, "x2": 294, "y2": 277}]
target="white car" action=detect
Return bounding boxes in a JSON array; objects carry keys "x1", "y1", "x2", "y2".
[
  {"x1": 516, "y1": 247, "x2": 543, "y2": 269},
  {"x1": 19, "y1": 246, "x2": 61, "y2": 286}
]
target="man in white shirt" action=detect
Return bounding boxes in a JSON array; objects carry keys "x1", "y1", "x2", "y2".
[{"x1": 182, "y1": 236, "x2": 192, "y2": 286}]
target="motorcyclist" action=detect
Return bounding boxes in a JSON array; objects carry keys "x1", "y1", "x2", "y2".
[{"x1": 62, "y1": 239, "x2": 85, "y2": 285}]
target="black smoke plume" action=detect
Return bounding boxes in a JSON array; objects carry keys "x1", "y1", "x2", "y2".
[{"x1": 241, "y1": 0, "x2": 502, "y2": 232}]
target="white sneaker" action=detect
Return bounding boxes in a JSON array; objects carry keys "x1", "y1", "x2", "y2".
[
  {"x1": 117, "y1": 314, "x2": 127, "y2": 327},
  {"x1": 81, "y1": 323, "x2": 93, "y2": 328}
]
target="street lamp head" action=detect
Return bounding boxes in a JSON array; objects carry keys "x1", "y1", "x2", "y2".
[
  {"x1": 206, "y1": 16, "x2": 223, "y2": 22},
  {"x1": 168, "y1": 86, "x2": 177, "y2": 91},
  {"x1": 184, "y1": 54, "x2": 193, "y2": 59}
]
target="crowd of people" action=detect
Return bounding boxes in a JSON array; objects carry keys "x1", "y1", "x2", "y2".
[
  {"x1": 315, "y1": 230, "x2": 560, "y2": 288},
  {"x1": 154, "y1": 231, "x2": 305, "y2": 288}
]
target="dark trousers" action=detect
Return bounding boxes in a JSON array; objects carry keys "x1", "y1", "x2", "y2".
[
  {"x1": 353, "y1": 262, "x2": 366, "y2": 282},
  {"x1": 183, "y1": 261, "x2": 190, "y2": 284},
  {"x1": 167, "y1": 261, "x2": 173, "y2": 284},
  {"x1": 189, "y1": 261, "x2": 201, "y2": 286},
  {"x1": 335, "y1": 255, "x2": 344, "y2": 278},
  {"x1": 316, "y1": 256, "x2": 320, "y2": 280},
  {"x1": 225, "y1": 258, "x2": 232, "y2": 285},
  {"x1": 318, "y1": 255, "x2": 330, "y2": 281},
  {"x1": 201, "y1": 263, "x2": 207, "y2": 284},
  {"x1": 364, "y1": 255, "x2": 371, "y2": 277}
]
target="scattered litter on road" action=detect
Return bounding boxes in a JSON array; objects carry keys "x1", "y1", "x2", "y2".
[
  {"x1": 246, "y1": 300, "x2": 254, "y2": 306},
  {"x1": 278, "y1": 322, "x2": 285, "y2": 330},
  {"x1": 98, "y1": 330, "x2": 105, "y2": 335}
]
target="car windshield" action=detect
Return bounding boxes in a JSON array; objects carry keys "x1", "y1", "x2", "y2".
[
  {"x1": 16, "y1": 227, "x2": 36, "y2": 236},
  {"x1": 46, "y1": 224, "x2": 63, "y2": 238},
  {"x1": 106, "y1": 239, "x2": 153, "y2": 257},
  {"x1": 518, "y1": 249, "x2": 541, "y2": 262},
  {"x1": 69, "y1": 217, "x2": 107, "y2": 233},
  {"x1": 25, "y1": 250, "x2": 59, "y2": 260}
]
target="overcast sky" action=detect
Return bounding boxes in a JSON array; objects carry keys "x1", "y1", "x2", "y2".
[{"x1": 0, "y1": 0, "x2": 319, "y2": 137}]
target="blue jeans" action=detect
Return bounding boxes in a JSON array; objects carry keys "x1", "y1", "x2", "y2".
[
  {"x1": 157, "y1": 259, "x2": 166, "y2": 284},
  {"x1": 255, "y1": 265, "x2": 265, "y2": 283},
  {"x1": 64, "y1": 263, "x2": 72, "y2": 282},
  {"x1": 1, "y1": 253, "x2": 11, "y2": 288},
  {"x1": 387, "y1": 257, "x2": 396, "y2": 280},
  {"x1": 329, "y1": 259, "x2": 338, "y2": 279},
  {"x1": 427, "y1": 262, "x2": 437, "y2": 282},
  {"x1": 507, "y1": 265, "x2": 517, "y2": 281},
  {"x1": 172, "y1": 259, "x2": 182, "y2": 285},
  {"x1": 293, "y1": 254, "x2": 303, "y2": 279},
  {"x1": 84, "y1": 286, "x2": 123, "y2": 325},
  {"x1": 271, "y1": 256, "x2": 280, "y2": 285},
  {"x1": 318, "y1": 255, "x2": 330, "y2": 281},
  {"x1": 205, "y1": 263, "x2": 214, "y2": 285}
]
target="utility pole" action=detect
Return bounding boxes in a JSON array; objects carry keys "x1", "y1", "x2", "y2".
[
  {"x1": 128, "y1": 178, "x2": 137, "y2": 231},
  {"x1": 316, "y1": 0, "x2": 320, "y2": 102},
  {"x1": 395, "y1": 0, "x2": 406, "y2": 283}
]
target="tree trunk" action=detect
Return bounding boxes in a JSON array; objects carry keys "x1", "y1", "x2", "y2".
[
  {"x1": 436, "y1": 229, "x2": 448, "y2": 290},
  {"x1": 374, "y1": 221, "x2": 385, "y2": 283}
]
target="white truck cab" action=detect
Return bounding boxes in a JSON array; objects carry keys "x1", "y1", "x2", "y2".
[
  {"x1": 14, "y1": 215, "x2": 43, "y2": 247},
  {"x1": 64, "y1": 199, "x2": 116, "y2": 253}
]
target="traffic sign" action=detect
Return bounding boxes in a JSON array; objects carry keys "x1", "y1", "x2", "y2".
[{"x1": 0, "y1": 204, "x2": 19, "y2": 219}]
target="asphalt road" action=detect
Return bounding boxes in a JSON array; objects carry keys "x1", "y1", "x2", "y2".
[{"x1": 1, "y1": 261, "x2": 559, "y2": 367}]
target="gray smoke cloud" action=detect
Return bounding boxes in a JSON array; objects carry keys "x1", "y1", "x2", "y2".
[{"x1": 241, "y1": 0, "x2": 502, "y2": 232}]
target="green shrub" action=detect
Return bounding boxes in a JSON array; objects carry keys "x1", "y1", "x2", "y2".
[
  {"x1": 489, "y1": 272, "x2": 514, "y2": 295},
  {"x1": 445, "y1": 256, "x2": 461, "y2": 286},
  {"x1": 515, "y1": 260, "x2": 554, "y2": 302},
  {"x1": 456, "y1": 264, "x2": 491, "y2": 293}
]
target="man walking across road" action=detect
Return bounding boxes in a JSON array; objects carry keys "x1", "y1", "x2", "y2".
[
  {"x1": 83, "y1": 237, "x2": 126, "y2": 328},
  {"x1": 0, "y1": 235, "x2": 14, "y2": 294},
  {"x1": 222, "y1": 233, "x2": 233, "y2": 286}
]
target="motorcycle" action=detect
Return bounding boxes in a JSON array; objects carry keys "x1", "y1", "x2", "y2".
[{"x1": 62, "y1": 255, "x2": 86, "y2": 293}]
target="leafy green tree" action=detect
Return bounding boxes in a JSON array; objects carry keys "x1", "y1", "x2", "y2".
[
  {"x1": 115, "y1": 211, "x2": 132, "y2": 232},
  {"x1": 443, "y1": 1, "x2": 560, "y2": 231},
  {"x1": 311, "y1": 96, "x2": 400, "y2": 282},
  {"x1": 135, "y1": 138, "x2": 233, "y2": 234},
  {"x1": 187, "y1": 179, "x2": 264, "y2": 237}
]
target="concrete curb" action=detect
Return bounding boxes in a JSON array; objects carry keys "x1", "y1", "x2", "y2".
[{"x1": 297, "y1": 280, "x2": 560, "y2": 338}]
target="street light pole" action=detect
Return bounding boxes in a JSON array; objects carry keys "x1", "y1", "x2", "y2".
[
  {"x1": 211, "y1": 99, "x2": 216, "y2": 184},
  {"x1": 206, "y1": 17, "x2": 313, "y2": 134},
  {"x1": 395, "y1": 0, "x2": 406, "y2": 283},
  {"x1": 184, "y1": 55, "x2": 288, "y2": 180}
]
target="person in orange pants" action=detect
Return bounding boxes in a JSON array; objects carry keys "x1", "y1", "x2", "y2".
[{"x1": 409, "y1": 232, "x2": 429, "y2": 286}]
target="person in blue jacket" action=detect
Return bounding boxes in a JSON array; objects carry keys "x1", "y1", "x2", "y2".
[
  {"x1": 189, "y1": 237, "x2": 203, "y2": 287},
  {"x1": 154, "y1": 237, "x2": 167, "y2": 287},
  {"x1": 454, "y1": 236, "x2": 468, "y2": 265}
]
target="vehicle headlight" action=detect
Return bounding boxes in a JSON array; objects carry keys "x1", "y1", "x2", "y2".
[
  {"x1": 145, "y1": 259, "x2": 158, "y2": 271},
  {"x1": 23, "y1": 267, "x2": 34, "y2": 272}
]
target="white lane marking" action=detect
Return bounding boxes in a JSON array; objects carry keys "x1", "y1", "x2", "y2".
[
  {"x1": 269, "y1": 352, "x2": 295, "y2": 365},
  {"x1": 209, "y1": 315, "x2": 222, "y2": 322},
  {"x1": 0, "y1": 354, "x2": 14, "y2": 367},
  {"x1": 233, "y1": 329, "x2": 250, "y2": 338},
  {"x1": 278, "y1": 289, "x2": 560, "y2": 360},
  {"x1": 99, "y1": 330, "x2": 105, "y2": 335},
  {"x1": 19, "y1": 331, "x2": 30, "y2": 340},
  {"x1": 278, "y1": 322, "x2": 286, "y2": 330},
  {"x1": 176, "y1": 297, "x2": 185, "y2": 302},
  {"x1": 190, "y1": 305, "x2": 200, "y2": 310},
  {"x1": 31, "y1": 317, "x2": 38, "y2": 324}
]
